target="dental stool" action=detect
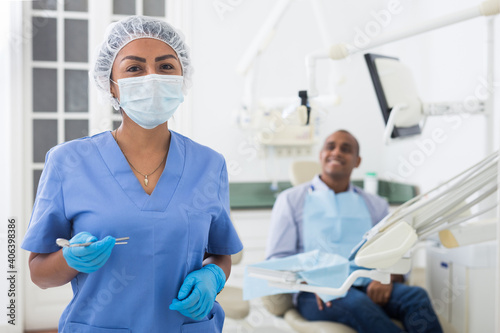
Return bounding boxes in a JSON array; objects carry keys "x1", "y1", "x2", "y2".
[{"x1": 289, "y1": 161, "x2": 321, "y2": 186}]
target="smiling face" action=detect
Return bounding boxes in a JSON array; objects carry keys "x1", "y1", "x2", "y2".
[
  {"x1": 319, "y1": 131, "x2": 361, "y2": 182},
  {"x1": 109, "y1": 38, "x2": 183, "y2": 101}
]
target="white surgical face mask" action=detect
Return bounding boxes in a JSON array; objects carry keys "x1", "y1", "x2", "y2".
[{"x1": 114, "y1": 74, "x2": 184, "y2": 129}]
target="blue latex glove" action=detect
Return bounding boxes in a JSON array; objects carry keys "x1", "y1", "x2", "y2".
[
  {"x1": 169, "y1": 264, "x2": 226, "y2": 320},
  {"x1": 62, "y1": 232, "x2": 116, "y2": 273}
]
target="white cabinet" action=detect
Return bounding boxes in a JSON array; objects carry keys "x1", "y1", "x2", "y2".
[
  {"x1": 228, "y1": 209, "x2": 273, "y2": 288},
  {"x1": 426, "y1": 242, "x2": 496, "y2": 333}
]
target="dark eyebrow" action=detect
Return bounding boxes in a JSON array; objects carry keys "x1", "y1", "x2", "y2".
[
  {"x1": 324, "y1": 141, "x2": 352, "y2": 149},
  {"x1": 155, "y1": 54, "x2": 178, "y2": 62},
  {"x1": 120, "y1": 55, "x2": 146, "y2": 63}
]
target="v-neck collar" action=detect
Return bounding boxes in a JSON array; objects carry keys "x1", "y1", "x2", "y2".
[
  {"x1": 312, "y1": 175, "x2": 356, "y2": 194},
  {"x1": 93, "y1": 130, "x2": 185, "y2": 212}
]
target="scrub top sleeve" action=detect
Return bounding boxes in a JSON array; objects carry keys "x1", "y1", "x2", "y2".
[
  {"x1": 206, "y1": 158, "x2": 243, "y2": 255},
  {"x1": 21, "y1": 150, "x2": 72, "y2": 254},
  {"x1": 265, "y1": 191, "x2": 298, "y2": 260}
]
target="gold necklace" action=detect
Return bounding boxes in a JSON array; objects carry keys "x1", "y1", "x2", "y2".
[{"x1": 113, "y1": 130, "x2": 168, "y2": 187}]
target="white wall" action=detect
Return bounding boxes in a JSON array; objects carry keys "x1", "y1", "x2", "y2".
[
  {"x1": 187, "y1": 0, "x2": 499, "y2": 192},
  {"x1": 376, "y1": 0, "x2": 499, "y2": 191},
  {"x1": 1, "y1": 2, "x2": 25, "y2": 331},
  {"x1": 0, "y1": 0, "x2": 12, "y2": 216},
  {"x1": 0, "y1": 5, "x2": 11, "y2": 327}
]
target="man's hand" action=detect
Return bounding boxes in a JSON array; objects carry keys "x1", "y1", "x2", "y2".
[
  {"x1": 315, "y1": 294, "x2": 332, "y2": 311},
  {"x1": 366, "y1": 280, "x2": 392, "y2": 306}
]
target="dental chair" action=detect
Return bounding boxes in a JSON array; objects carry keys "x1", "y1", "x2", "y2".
[
  {"x1": 282, "y1": 160, "x2": 360, "y2": 332},
  {"x1": 256, "y1": 152, "x2": 498, "y2": 333},
  {"x1": 289, "y1": 160, "x2": 321, "y2": 186},
  {"x1": 254, "y1": 160, "x2": 401, "y2": 332},
  {"x1": 262, "y1": 293, "x2": 358, "y2": 333}
]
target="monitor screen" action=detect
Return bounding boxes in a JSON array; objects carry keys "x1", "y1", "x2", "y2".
[{"x1": 364, "y1": 53, "x2": 422, "y2": 139}]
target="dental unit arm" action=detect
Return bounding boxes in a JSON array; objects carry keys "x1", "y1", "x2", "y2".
[
  {"x1": 248, "y1": 151, "x2": 499, "y2": 296},
  {"x1": 329, "y1": 0, "x2": 500, "y2": 61},
  {"x1": 305, "y1": 0, "x2": 498, "y2": 144}
]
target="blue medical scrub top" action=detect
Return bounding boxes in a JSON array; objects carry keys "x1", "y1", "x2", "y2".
[{"x1": 22, "y1": 131, "x2": 243, "y2": 333}]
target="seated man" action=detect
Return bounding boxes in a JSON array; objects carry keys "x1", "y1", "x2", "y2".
[{"x1": 266, "y1": 130, "x2": 443, "y2": 333}]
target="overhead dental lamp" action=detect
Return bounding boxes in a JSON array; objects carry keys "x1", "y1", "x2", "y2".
[
  {"x1": 364, "y1": 53, "x2": 423, "y2": 140},
  {"x1": 300, "y1": 0, "x2": 498, "y2": 144},
  {"x1": 364, "y1": 52, "x2": 487, "y2": 144}
]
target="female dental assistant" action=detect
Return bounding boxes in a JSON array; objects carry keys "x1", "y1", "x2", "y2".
[{"x1": 21, "y1": 16, "x2": 243, "y2": 332}]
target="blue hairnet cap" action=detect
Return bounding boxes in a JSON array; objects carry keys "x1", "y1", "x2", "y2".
[{"x1": 90, "y1": 15, "x2": 193, "y2": 110}]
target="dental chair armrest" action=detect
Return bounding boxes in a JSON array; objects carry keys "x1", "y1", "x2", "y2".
[
  {"x1": 284, "y1": 308, "x2": 357, "y2": 333},
  {"x1": 261, "y1": 294, "x2": 294, "y2": 317}
]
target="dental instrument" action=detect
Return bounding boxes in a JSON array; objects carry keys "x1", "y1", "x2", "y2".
[{"x1": 56, "y1": 237, "x2": 130, "y2": 247}]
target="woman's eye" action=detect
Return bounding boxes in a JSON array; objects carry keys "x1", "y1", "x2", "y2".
[
  {"x1": 126, "y1": 66, "x2": 141, "y2": 72},
  {"x1": 161, "y1": 63, "x2": 174, "y2": 70}
]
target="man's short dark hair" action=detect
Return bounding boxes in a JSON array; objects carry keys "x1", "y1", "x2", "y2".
[{"x1": 333, "y1": 129, "x2": 360, "y2": 156}]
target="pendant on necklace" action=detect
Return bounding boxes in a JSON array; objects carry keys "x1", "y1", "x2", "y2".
[{"x1": 144, "y1": 175, "x2": 149, "y2": 186}]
